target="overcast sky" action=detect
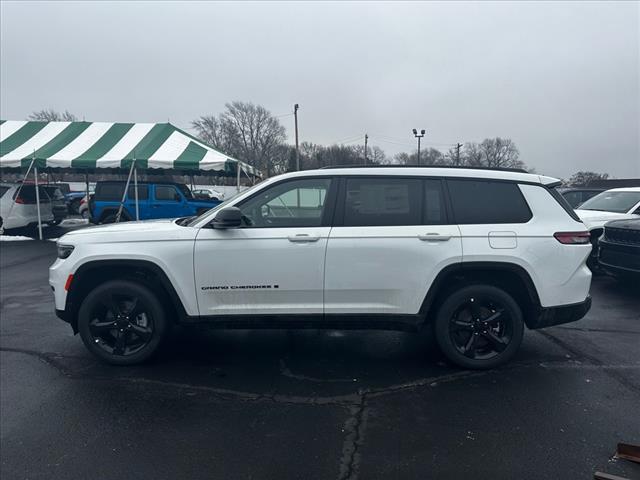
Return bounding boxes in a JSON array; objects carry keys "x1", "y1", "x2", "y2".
[{"x1": 1, "y1": 1, "x2": 638, "y2": 178}]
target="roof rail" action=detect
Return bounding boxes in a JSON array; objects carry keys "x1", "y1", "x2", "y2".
[{"x1": 318, "y1": 164, "x2": 529, "y2": 173}]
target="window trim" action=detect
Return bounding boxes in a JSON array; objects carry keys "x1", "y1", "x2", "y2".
[{"x1": 234, "y1": 176, "x2": 338, "y2": 229}]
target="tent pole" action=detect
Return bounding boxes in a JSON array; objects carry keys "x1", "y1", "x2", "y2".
[
  {"x1": 116, "y1": 160, "x2": 135, "y2": 223},
  {"x1": 134, "y1": 166, "x2": 139, "y2": 221},
  {"x1": 85, "y1": 172, "x2": 90, "y2": 219},
  {"x1": 34, "y1": 164, "x2": 43, "y2": 240}
]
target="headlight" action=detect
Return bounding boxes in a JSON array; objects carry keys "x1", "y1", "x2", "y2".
[{"x1": 57, "y1": 244, "x2": 75, "y2": 259}]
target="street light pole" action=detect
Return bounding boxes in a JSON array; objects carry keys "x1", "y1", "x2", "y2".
[{"x1": 412, "y1": 128, "x2": 425, "y2": 165}]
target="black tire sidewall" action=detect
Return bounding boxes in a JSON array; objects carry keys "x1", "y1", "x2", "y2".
[
  {"x1": 434, "y1": 284, "x2": 524, "y2": 369},
  {"x1": 78, "y1": 280, "x2": 167, "y2": 365}
]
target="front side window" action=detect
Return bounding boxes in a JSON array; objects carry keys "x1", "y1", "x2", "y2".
[
  {"x1": 447, "y1": 179, "x2": 532, "y2": 224},
  {"x1": 155, "y1": 185, "x2": 181, "y2": 202},
  {"x1": 578, "y1": 191, "x2": 640, "y2": 214},
  {"x1": 238, "y1": 178, "x2": 331, "y2": 228},
  {"x1": 343, "y1": 178, "x2": 422, "y2": 226},
  {"x1": 126, "y1": 185, "x2": 149, "y2": 200}
]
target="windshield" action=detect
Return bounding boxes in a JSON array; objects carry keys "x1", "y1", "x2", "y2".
[
  {"x1": 177, "y1": 183, "x2": 194, "y2": 199},
  {"x1": 577, "y1": 191, "x2": 640, "y2": 214},
  {"x1": 186, "y1": 184, "x2": 262, "y2": 227}
]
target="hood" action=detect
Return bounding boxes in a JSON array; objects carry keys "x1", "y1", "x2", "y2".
[
  {"x1": 58, "y1": 218, "x2": 197, "y2": 244},
  {"x1": 576, "y1": 209, "x2": 639, "y2": 230}
]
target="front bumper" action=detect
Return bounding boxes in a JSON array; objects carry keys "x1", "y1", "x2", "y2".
[
  {"x1": 598, "y1": 239, "x2": 640, "y2": 275},
  {"x1": 529, "y1": 296, "x2": 592, "y2": 329}
]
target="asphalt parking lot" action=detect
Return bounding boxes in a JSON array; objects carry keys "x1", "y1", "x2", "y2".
[{"x1": 1, "y1": 239, "x2": 639, "y2": 480}]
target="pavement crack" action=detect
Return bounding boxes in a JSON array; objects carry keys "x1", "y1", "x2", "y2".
[
  {"x1": 338, "y1": 392, "x2": 368, "y2": 480},
  {"x1": 279, "y1": 358, "x2": 356, "y2": 384},
  {"x1": 554, "y1": 326, "x2": 640, "y2": 335}
]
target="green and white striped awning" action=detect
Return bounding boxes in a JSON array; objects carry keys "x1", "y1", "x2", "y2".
[{"x1": 0, "y1": 120, "x2": 260, "y2": 176}]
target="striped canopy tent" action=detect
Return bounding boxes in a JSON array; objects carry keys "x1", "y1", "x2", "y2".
[{"x1": 0, "y1": 120, "x2": 260, "y2": 177}]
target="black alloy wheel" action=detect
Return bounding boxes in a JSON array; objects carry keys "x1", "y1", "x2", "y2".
[
  {"x1": 434, "y1": 285, "x2": 524, "y2": 369},
  {"x1": 78, "y1": 280, "x2": 167, "y2": 365}
]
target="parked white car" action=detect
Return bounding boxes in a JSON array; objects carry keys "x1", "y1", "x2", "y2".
[
  {"x1": 51, "y1": 167, "x2": 593, "y2": 369},
  {"x1": 575, "y1": 187, "x2": 640, "y2": 269},
  {"x1": 0, "y1": 183, "x2": 54, "y2": 230},
  {"x1": 192, "y1": 187, "x2": 224, "y2": 201},
  {"x1": 575, "y1": 187, "x2": 640, "y2": 230}
]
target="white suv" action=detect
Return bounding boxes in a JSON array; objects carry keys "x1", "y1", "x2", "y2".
[{"x1": 50, "y1": 167, "x2": 593, "y2": 369}]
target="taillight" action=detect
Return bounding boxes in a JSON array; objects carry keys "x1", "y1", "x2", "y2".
[
  {"x1": 554, "y1": 231, "x2": 591, "y2": 245},
  {"x1": 14, "y1": 196, "x2": 25, "y2": 204}
]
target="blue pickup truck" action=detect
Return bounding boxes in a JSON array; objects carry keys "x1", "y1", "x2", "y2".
[{"x1": 89, "y1": 181, "x2": 221, "y2": 224}]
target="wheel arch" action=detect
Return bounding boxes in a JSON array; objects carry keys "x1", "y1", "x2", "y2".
[
  {"x1": 65, "y1": 259, "x2": 188, "y2": 332},
  {"x1": 420, "y1": 262, "x2": 542, "y2": 329},
  {"x1": 98, "y1": 207, "x2": 131, "y2": 223}
]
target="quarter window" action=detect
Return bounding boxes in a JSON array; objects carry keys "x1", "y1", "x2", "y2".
[
  {"x1": 447, "y1": 179, "x2": 532, "y2": 224},
  {"x1": 238, "y1": 178, "x2": 332, "y2": 228}
]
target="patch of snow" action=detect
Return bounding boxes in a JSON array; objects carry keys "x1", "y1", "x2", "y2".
[
  {"x1": 0, "y1": 235, "x2": 35, "y2": 241},
  {"x1": 60, "y1": 218, "x2": 89, "y2": 227}
]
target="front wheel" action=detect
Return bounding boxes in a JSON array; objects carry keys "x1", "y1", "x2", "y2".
[
  {"x1": 434, "y1": 284, "x2": 524, "y2": 369},
  {"x1": 78, "y1": 280, "x2": 168, "y2": 365}
]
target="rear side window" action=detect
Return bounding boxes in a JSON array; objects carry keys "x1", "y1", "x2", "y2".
[
  {"x1": 96, "y1": 183, "x2": 124, "y2": 201},
  {"x1": 343, "y1": 178, "x2": 422, "y2": 226},
  {"x1": 447, "y1": 179, "x2": 532, "y2": 224}
]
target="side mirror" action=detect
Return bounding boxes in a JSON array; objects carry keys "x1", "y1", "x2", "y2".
[{"x1": 212, "y1": 207, "x2": 242, "y2": 229}]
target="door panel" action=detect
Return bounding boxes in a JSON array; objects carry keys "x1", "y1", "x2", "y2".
[
  {"x1": 194, "y1": 177, "x2": 335, "y2": 316},
  {"x1": 324, "y1": 176, "x2": 462, "y2": 315},
  {"x1": 194, "y1": 227, "x2": 330, "y2": 315},
  {"x1": 152, "y1": 185, "x2": 184, "y2": 218},
  {"x1": 324, "y1": 225, "x2": 462, "y2": 314}
]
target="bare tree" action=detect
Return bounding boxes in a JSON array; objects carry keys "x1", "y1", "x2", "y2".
[
  {"x1": 567, "y1": 171, "x2": 609, "y2": 186},
  {"x1": 29, "y1": 109, "x2": 77, "y2": 121},
  {"x1": 464, "y1": 138, "x2": 523, "y2": 169},
  {"x1": 193, "y1": 102, "x2": 286, "y2": 176}
]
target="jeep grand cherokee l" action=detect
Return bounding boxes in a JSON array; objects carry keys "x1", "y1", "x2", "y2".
[{"x1": 50, "y1": 167, "x2": 592, "y2": 369}]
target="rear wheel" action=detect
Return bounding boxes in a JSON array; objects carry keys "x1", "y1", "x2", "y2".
[
  {"x1": 78, "y1": 280, "x2": 167, "y2": 365},
  {"x1": 434, "y1": 284, "x2": 524, "y2": 369}
]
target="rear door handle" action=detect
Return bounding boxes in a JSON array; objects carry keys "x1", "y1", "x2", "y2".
[
  {"x1": 418, "y1": 233, "x2": 451, "y2": 242},
  {"x1": 288, "y1": 234, "x2": 320, "y2": 243}
]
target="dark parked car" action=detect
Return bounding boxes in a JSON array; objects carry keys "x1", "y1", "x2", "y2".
[
  {"x1": 598, "y1": 218, "x2": 640, "y2": 278},
  {"x1": 42, "y1": 185, "x2": 68, "y2": 225},
  {"x1": 558, "y1": 188, "x2": 604, "y2": 208}
]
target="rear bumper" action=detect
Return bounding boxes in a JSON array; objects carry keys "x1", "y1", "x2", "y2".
[{"x1": 529, "y1": 296, "x2": 592, "y2": 329}]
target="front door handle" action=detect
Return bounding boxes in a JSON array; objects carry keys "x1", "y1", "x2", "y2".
[
  {"x1": 288, "y1": 234, "x2": 320, "y2": 243},
  {"x1": 418, "y1": 233, "x2": 451, "y2": 242}
]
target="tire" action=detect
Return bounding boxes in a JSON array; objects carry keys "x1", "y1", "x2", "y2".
[
  {"x1": 77, "y1": 280, "x2": 168, "y2": 365},
  {"x1": 434, "y1": 284, "x2": 524, "y2": 369}
]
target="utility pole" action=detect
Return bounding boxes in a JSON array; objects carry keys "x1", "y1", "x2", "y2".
[
  {"x1": 294, "y1": 104, "x2": 300, "y2": 171},
  {"x1": 412, "y1": 129, "x2": 425, "y2": 165},
  {"x1": 364, "y1": 134, "x2": 368, "y2": 164},
  {"x1": 455, "y1": 143, "x2": 463, "y2": 166}
]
